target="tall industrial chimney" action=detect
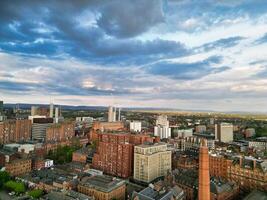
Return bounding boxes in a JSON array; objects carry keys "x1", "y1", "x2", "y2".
[
  {"x1": 49, "y1": 103, "x2": 54, "y2": 118},
  {"x1": 198, "y1": 139, "x2": 210, "y2": 200},
  {"x1": 55, "y1": 107, "x2": 59, "y2": 123},
  {"x1": 108, "y1": 106, "x2": 113, "y2": 122}
]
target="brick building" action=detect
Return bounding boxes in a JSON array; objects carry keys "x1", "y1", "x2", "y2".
[
  {"x1": 45, "y1": 121, "x2": 75, "y2": 142},
  {"x1": 5, "y1": 158, "x2": 32, "y2": 176},
  {"x1": 72, "y1": 148, "x2": 90, "y2": 163},
  {"x1": 78, "y1": 175, "x2": 126, "y2": 200},
  {"x1": 92, "y1": 133, "x2": 156, "y2": 178},
  {"x1": 209, "y1": 154, "x2": 232, "y2": 179},
  {"x1": 0, "y1": 119, "x2": 32, "y2": 144}
]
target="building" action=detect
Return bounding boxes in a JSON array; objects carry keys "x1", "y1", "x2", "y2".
[
  {"x1": 130, "y1": 121, "x2": 142, "y2": 132},
  {"x1": 5, "y1": 158, "x2": 32, "y2": 176},
  {"x1": 176, "y1": 129, "x2": 193, "y2": 138},
  {"x1": 244, "y1": 128, "x2": 256, "y2": 138},
  {"x1": 92, "y1": 135, "x2": 134, "y2": 178},
  {"x1": 215, "y1": 123, "x2": 233, "y2": 143},
  {"x1": 195, "y1": 125, "x2": 206, "y2": 133},
  {"x1": 156, "y1": 115, "x2": 169, "y2": 127},
  {"x1": 154, "y1": 126, "x2": 171, "y2": 139},
  {"x1": 0, "y1": 100, "x2": 3, "y2": 115},
  {"x1": 228, "y1": 156, "x2": 267, "y2": 191},
  {"x1": 41, "y1": 190, "x2": 93, "y2": 200},
  {"x1": 209, "y1": 153, "x2": 232, "y2": 179},
  {"x1": 132, "y1": 184, "x2": 185, "y2": 200},
  {"x1": 45, "y1": 121, "x2": 75, "y2": 142},
  {"x1": 134, "y1": 143, "x2": 171, "y2": 183},
  {"x1": 0, "y1": 119, "x2": 32, "y2": 144},
  {"x1": 78, "y1": 175, "x2": 126, "y2": 200},
  {"x1": 243, "y1": 190, "x2": 267, "y2": 200},
  {"x1": 108, "y1": 106, "x2": 116, "y2": 122},
  {"x1": 198, "y1": 139, "x2": 210, "y2": 200},
  {"x1": 72, "y1": 148, "x2": 90, "y2": 163}
]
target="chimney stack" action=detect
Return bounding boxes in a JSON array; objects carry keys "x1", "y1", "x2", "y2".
[{"x1": 198, "y1": 139, "x2": 210, "y2": 200}]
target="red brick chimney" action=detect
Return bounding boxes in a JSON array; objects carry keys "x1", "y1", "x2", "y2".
[{"x1": 198, "y1": 139, "x2": 210, "y2": 200}]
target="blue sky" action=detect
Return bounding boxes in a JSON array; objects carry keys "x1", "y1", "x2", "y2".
[{"x1": 1, "y1": 0, "x2": 267, "y2": 112}]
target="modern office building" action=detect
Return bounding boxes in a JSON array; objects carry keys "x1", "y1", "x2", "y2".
[
  {"x1": 134, "y1": 143, "x2": 171, "y2": 183},
  {"x1": 215, "y1": 123, "x2": 233, "y2": 143},
  {"x1": 0, "y1": 101, "x2": 3, "y2": 115}
]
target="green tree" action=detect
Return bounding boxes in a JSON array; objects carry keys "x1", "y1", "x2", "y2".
[
  {"x1": 0, "y1": 171, "x2": 10, "y2": 188},
  {"x1": 4, "y1": 180, "x2": 25, "y2": 194},
  {"x1": 28, "y1": 189, "x2": 43, "y2": 199}
]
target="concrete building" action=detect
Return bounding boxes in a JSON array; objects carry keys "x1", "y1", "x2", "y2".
[
  {"x1": 108, "y1": 106, "x2": 114, "y2": 122},
  {"x1": 130, "y1": 121, "x2": 142, "y2": 132},
  {"x1": 198, "y1": 139, "x2": 210, "y2": 200},
  {"x1": 215, "y1": 123, "x2": 233, "y2": 143},
  {"x1": 134, "y1": 143, "x2": 171, "y2": 183},
  {"x1": 78, "y1": 175, "x2": 126, "y2": 200},
  {"x1": 156, "y1": 115, "x2": 169, "y2": 127},
  {"x1": 195, "y1": 125, "x2": 206, "y2": 133},
  {"x1": 176, "y1": 129, "x2": 193, "y2": 138},
  {"x1": 154, "y1": 126, "x2": 171, "y2": 139},
  {"x1": 32, "y1": 123, "x2": 52, "y2": 141}
]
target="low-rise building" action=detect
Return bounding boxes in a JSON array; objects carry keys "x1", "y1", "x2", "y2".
[
  {"x1": 5, "y1": 158, "x2": 32, "y2": 176},
  {"x1": 78, "y1": 175, "x2": 126, "y2": 200}
]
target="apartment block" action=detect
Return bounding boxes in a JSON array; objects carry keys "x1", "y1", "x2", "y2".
[{"x1": 134, "y1": 143, "x2": 171, "y2": 183}]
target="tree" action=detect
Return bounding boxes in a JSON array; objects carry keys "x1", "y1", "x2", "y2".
[
  {"x1": 0, "y1": 171, "x2": 10, "y2": 188},
  {"x1": 4, "y1": 180, "x2": 25, "y2": 194},
  {"x1": 28, "y1": 189, "x2": 44, "y2": 199}
]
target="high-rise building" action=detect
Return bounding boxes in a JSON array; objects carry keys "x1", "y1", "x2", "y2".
[
  {"x1": 134, "y1": 143, "x2": 171, "y2": 183},
  {"x1": 108, "y1": 106, "x2": 114, "y2": 122},
  {"x1": 0, "y1": 101, "x2": 3, "y2": 115},
  {"x1": 198, "y1": 139, "x2": 210, "y2": 200},
  {"x1": 215, "y1": 123, "x2": 233, "y2": 143},
  {"x1": 49, "y1": 103, "x2": 54, "y2": 118},
  {"x1": 130, "y1": 121, "x2": 141, "y2": 132},
  {"x1": 154, "y1": 125, "x2": 171, "y2": 139}
]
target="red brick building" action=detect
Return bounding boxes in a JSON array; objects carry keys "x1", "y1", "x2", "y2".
[
  {"x1": 0, "y1": 119, "x2": 32, "y2": 144},
  {"x1": 45, "y1": 121, "x2": 75, "y2": 142},
  {"x1": 92, "y1": 133, "x2": 156, "y2": 178}
]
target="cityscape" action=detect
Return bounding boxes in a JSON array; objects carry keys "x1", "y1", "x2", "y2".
[{"x1": 1, "y1": 1, "x2": 267, "y2": 200}]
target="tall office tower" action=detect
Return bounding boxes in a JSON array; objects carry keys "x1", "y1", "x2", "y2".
[
  {"x1": 198, "y1": 139, "x2": 210, "y2": 200},
  {"x1": 134, "y1": 143, "x2": 171, "y2": 183},
  {"x1": 118, "y1": 108, "x2": 121, "y2": 121},
  {"x1": 113, "y1": 107, "x2": 117, "y2": 122},
  {"x1": 31, "y1": 106, "x2": 38, "y2": 116},
  {"x1": 49, "y1": 103, "x2": 54, "y2": 118},
  {"x1": 0, "y1": 101, "x2": 3, "y2": 115},
  {"x1": 108, "y1": 106, "x2": 114, "y2": 122},
  {"x1": 215, "y1": 123, "x2": 233, "y2": 143}
]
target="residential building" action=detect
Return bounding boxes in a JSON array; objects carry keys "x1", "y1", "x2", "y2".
[
  {"x1": 0, "y1": 119, "x2": 32, "y2": 144},
  {"x1": 45, "y1": 121, "x2": 75, "y2": 142},
  {"x1": 134, "y1": 143, "x2": 171, "y2": 183},
  {"x1": 5, "y1": 158, "x2": 32, "y2": 176}
]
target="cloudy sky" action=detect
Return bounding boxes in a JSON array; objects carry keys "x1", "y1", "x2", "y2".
[{"x1": 1, "y1": 0, "x2": 267, "y2": 112}]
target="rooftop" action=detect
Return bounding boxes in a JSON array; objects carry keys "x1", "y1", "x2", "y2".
[{"x1": 79, "y1": 175, "x2": 125, "y2": 193}]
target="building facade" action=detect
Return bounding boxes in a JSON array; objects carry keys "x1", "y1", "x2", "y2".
[{"x1": 134, "y1": 143, "x2": 171, "y2": 183}]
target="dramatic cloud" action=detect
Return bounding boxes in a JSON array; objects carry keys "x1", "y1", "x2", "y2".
[{"x1": 0, "y1": 0, "x2": 267, "y2": 112}]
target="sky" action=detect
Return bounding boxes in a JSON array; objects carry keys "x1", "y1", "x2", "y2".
[{"x1": 0, "y1": 0, "x2": 267, "y2": 112}]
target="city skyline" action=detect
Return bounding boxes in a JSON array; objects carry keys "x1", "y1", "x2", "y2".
[{"x1": 1, "y1": 1, "x2": 267, "y2": 112}]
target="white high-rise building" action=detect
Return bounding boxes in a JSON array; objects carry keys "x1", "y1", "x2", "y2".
[
  {"x1": 215, "y1": 123, "x2": 233, "y2": 143},
  {"x1": 130, "y1": 121, "x2": 142, "y2": 132},
  {"x1": 108, "y1": 106, "x2": 114, "y2": 122},
  {"x1": 49, "y1": 103, "x2": 54, "y2": 118},
  {"x1": 154, "y1": 125, "x2": 171, "y2": 139}
]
